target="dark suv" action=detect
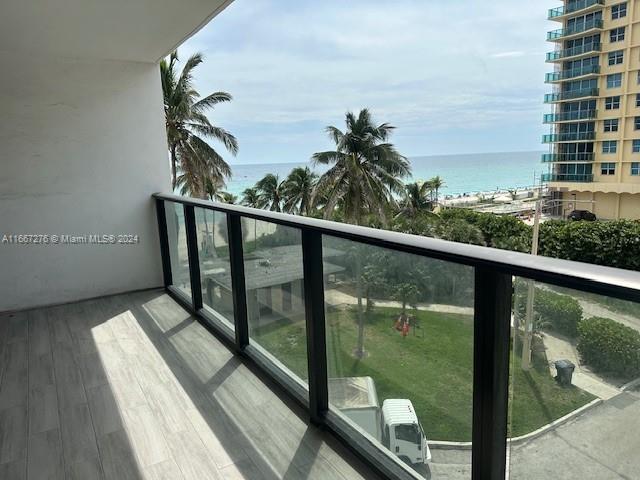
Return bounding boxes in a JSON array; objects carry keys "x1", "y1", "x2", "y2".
[{"x1": 568, "y1": 210, "x2": 596, "y2": 221}]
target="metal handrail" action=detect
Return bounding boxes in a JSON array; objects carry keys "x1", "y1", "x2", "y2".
[
  {"x1": 541, "y1": 153, "x2": 595, "y2": 162},
  {"x1": 153, "y1": 193, "x2": 640, "y2": 300},
  {"x1": 548, "y1": 19, "x2": 603, "y2": 40},
  {"x1": 542, "y1": 132, "x2": 596, "y2": 142},
  {"x1": 543, "y1": 110, "x2": 597, "y2": 123},
  {"x1": 544, "y1": 88, "x2": 599, "y2": 103},
  {"x1": 547, "y1": 43, "x2": 601, "y2": 62},
  {"x1": 545, "y1": 65, "x2": 600, "y2": 83},
  {"x1": 548, "y1": 0, "x2": 604, "y2": 19}
]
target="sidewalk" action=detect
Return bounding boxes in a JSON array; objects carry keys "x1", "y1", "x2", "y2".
[
  {"x1": 324, "y1": 289, "x2": 474, "y2": 316},
  {"x1": 542, "y1": 332, "x2": 620, "y2": 400}
]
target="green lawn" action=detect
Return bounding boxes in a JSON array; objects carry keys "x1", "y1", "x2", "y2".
[{"x1": 254, "y1": 306, "x2": 594, "y2": 441}]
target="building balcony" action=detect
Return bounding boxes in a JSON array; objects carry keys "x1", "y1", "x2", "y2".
[
  {"x1": 543, "y1": 109, "x2": 597, "y2": 123},
  {"x1": 542, "y1": 173, "x2": 594, "y2": 182},
  {"x1": 548, "y1": 0, "x2": 605, "y2": 21},
  {"x1": 544, "y1": 88, "x2": 599, "y2": 103},
  {"x1": 547, "y1": 19, "x2": 603, "y2": 41},
  {"x1": 545, "y1": 65, "x2": 600, "y2": 83},
  {"x1": 542, "y1": 132, "x2": 596, "y2": 143},
  {"x1": 546, "y1": 43, "x2": 602, "y2": 62},
  {"x1": 541, "y1": 153, "x2": 595, "y2": 162}
]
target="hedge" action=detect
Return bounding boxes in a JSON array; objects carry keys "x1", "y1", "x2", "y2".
[
  {"x1": 578, "y1": 317, "x2": 640, "y2": 377},
  {"x1": 538, "y1": 220, "x2": 640, "y2": 271},
  {"x1": 514, "y1": 284, "x2": 583, "y2": 338},
  {"x1": 534, "y1": 289, "x2": 583, "y2": 338}
]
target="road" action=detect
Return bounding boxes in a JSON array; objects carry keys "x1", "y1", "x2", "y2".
[{"x1": 426, "y1": 389, "x2": 640, "y2": 479}]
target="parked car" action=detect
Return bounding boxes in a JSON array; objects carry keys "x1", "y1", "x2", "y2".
[{"x1": 568, "y1": 210, "x2": 596, "y2": 221}]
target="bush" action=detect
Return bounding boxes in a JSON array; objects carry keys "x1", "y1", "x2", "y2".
[
  {"x1": 578, "y1": 317, "x2": 640, "y2": 377},
  {"x1": 539, "y1": 220, "x2": 640, "y2": 271},
  {"x1": 439, "y1": 208, "x2": 532, "y2": 252},
  {"x1": 534, "y1": 289, "x2": 583, "y2": 338},
  {"x1": 514, "y1": 283, "x2": 583, "y2": 338}
]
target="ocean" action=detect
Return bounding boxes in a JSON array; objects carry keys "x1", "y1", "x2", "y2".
[{"x1": 226, "y1": 151, "x2": 545, "y2": 198}]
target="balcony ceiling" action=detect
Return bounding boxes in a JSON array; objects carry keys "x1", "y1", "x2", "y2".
[{"x1": 0, "y1": 0, "x2": 233, "y2": 63}]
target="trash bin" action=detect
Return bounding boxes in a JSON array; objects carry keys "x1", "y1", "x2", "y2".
[{"x1": 554, "y1": 359, "x2": 575, "y2": 386}]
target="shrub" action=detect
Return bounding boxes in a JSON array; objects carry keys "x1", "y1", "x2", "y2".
[
  {"x1": 513, "y1": 283, "x2": 583, "y2": 338},
  {"x1": 534, "y1": 289, "x2": 583, "y2": 338},
  {"x1": 578, "y1": 317, "x2": 640, "y2": 377},
  {"x1": 539, "y1": 220, "x2": 640, "y2": 271}
]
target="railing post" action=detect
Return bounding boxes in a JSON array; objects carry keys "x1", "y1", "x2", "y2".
[
  {"x1": 302, "y1": 229, "x2": 328, "y2": 425},
  {"x1": 155, "y1": 198, "x2": 173, "y2": 287},
  {"x1": 184, "y1": 205, "x2": 203, "y2": 310},
  {"x1": 227, "y1": 213, "x2": 249, "y2": 351},
  {"x1": 472, "y1": 267, "x2": 512, "y2": 480}
]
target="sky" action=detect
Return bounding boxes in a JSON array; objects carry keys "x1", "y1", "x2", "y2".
[{"x1": 180, "y1": 0, "x2": 558, "y2": 165}]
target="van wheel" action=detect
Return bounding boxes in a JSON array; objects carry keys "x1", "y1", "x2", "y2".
[{"x1": 398, "y1": 456, "x2": 412, "y2": 466}]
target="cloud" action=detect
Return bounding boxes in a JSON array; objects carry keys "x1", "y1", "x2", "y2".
[
  {"x1": 181, "y1": 0, "x2": 558, "y2": 163},
  {"x1": 491, "y1": 51, "x2": 526, "y2": 58}
]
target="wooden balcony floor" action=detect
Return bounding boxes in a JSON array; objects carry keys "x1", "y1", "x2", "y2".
[{"x1": 0, "y1": 290, "x2": 379, "y2": 480}]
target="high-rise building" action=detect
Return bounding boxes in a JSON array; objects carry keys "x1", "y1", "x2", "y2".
[{"x1": 544, "y1": 0, "x2": 640, "y2": 219}]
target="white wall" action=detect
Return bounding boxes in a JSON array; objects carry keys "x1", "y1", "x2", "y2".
[{"x1": 0, "y1": 51, "x2": 170, "y2": 311}]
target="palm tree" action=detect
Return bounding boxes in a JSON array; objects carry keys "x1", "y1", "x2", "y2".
[
  {"x1": 221, "y1": 192, "x2": 237, "y2": 204},
  {"x1": 429, "y1": 176, "x2": 446, "y2": 206},
  {"x1": 312, "y1": 109, "x2": 410, "y2": 226},
  {"x1": 396, "y1": 181, "x2": 433, "y2": 218},
  {"x1": 282, "y1": 167, "x2": 318, "y2": 215},
  {"x1": 161, "y1": 51, "x2": 238, "y2": 195},
  {"x1": 241, "y1": 187, "x2": 261, "y2": 243},
  {"x1": 255, "y1": 173, "x2": 285, "y2": 212},
  {"x1": 241, "y1": 187, "x2": 261, "y2": 208},
  {"x1": 313, "y1": 109, "x2": 409, "y2": 358}
]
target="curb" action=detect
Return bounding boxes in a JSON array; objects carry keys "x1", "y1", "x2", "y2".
[
  {"x1": 429, "y1": 398, "x2": 603, "y2": 450},
  {"x1": 620, "y1": 377, "x2": 640, "y2": 392}
]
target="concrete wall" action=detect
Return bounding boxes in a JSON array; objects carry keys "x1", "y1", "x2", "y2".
[{"x1": 0, "y1": 51, "x2": 169, "y2": 311}]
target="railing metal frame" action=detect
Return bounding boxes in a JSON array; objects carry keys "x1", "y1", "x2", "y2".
[{"x1": 153, "y1": 192, "x2": 640, "y2": 480}]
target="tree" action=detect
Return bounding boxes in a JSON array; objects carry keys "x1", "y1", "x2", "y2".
[
  {"x1": 241, "y1": 187, "x2": 261, "y2": 208},
  {"x1": 255, "y1": 173, "x2": 286, "y2": 212},
  {"x1": 312, "y1": 109, "x2": 410, "y2": 226},
  {"x1": 282, "y1": 167, "x2": 318, "y2": 215},
  {"x1": 396, "y1": 181, "x2": 434, "y2": 219},
  {"x1": 428, "y1": 176, "x2": 446, "y2": 206},
  {"x1": 161, "y1": 51, "x2": 238, "y2": 195}
]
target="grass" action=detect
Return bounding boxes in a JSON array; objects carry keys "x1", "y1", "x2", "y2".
[{"x1": 254, "y1": 306, "x2": 595, "y2": 441}]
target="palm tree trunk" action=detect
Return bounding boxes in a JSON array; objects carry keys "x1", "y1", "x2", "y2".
[
  {"x1": 170, "y1": 144, "x2": 178, "y2": 190},
  {"x1": 355, "y1": 252, "x2": 365, "y2": 359}
]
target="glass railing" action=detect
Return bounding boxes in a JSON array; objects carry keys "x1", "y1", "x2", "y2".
[
  {"x1": 154, "y1": 193, "x2": 639, "y2": 480},
  {"x1": 543, "y1": 110, "x2": 597, "y2": 123},
  {"x1": 542, "y1": 132, "x2": 596, "y2": 143},
  {"x1": 544, "y1": 88, "x2": 599, "y2": 103},
  {"x1": 545, "y1": 65, "x2": 600, "y2": 83},
  {"x1": 548, "y1": 0, "x2": 605, "y2": 19},
  {"x1": 547, "y1": 43, "x2": 601, "y2": 62},
  {"x1": 541, "y1": 152, "x2": 595, "y2": 162},
  {"x1": 548, "y1": 19, "x2": 603, "y2": 41},
  {"x1": 541, "y1": 173, "x2": 594, "y2": 182}
]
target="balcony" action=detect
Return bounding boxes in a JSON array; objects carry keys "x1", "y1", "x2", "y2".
[
  {"x1": 0, "y1": 288, "x2": 378, "y2": 479},
  {"x1": 541, "y1": 173, "x2": 594, "y2": 182},
  {"x1": 543, "y1": 109, "x2": 597, "y2": 123},
  {"x1": 545, "y1": 65, "x2": 600, "y2": 83},
  {"x1": 542, "y1": 132, "x2": 596, "y2": 143},
  {"x1": 547, "y1": 19, "x2": 603, "y2": 41},
  {"x1": 544, "y1": 88, "x2": 599, "y2": 103},
  {"x1": 541, "y1": 153, "x2": 595, "y2": 162},
  {"x1": 548, "y1": 0, "x2": 605, "y2": 21},
  {"x1": 546, "y1": 43, "x2": 602, "y2": 62}
]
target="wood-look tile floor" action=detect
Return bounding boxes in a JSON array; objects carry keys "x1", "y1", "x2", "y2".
[{"x1": 0, "y1": 290, "x2": 380, "y2": 480}]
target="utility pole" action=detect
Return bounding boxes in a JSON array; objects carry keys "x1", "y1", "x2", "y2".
[{"x1": 521, "y1": 199, "x2": 541, "y2": 370}]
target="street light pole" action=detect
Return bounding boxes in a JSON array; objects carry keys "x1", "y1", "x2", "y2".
[{"x1": 521, "y1": 200, "x2": 541, "y2": 370}]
